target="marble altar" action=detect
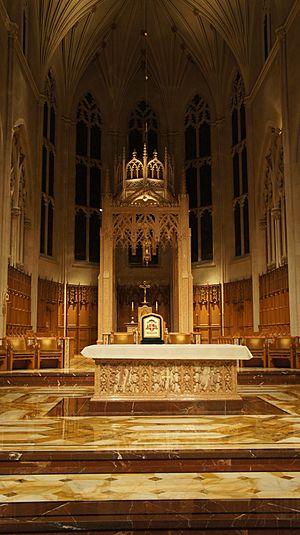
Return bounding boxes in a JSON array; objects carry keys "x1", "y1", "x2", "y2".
[{"x1": 81, "y1": 344, "x2": 252, "y2": 402}]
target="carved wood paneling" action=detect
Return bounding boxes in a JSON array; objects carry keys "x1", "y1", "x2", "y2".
[
  {"x1": 223, "y1": 278, "x2": 253, "y2": 337},
  {"x1": 259, "y1": 265, "x2": 290, "y2": 335},
  {"x1": 6, "y1": 265, "x2": 32, "y2": 335},
  {"x1": 117, "y1": 283, "x2": 170, "y2": 331},
  {"x1": 37, "y1": 279, "x2": 98, "y2": 352},
  {"x1": 65, "y1": 284, "x2": 98, "y2": 353},
  {"x1": 193, "y1": 284, "x2": 221, "y2": 343},
  {"x1": 37, "y1": 278, "x2": 63, "y2": 336}
]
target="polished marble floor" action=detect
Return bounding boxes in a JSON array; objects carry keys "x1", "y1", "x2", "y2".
[{"x1": 1, "y1": 356, "x2": 300, "y2": 532}]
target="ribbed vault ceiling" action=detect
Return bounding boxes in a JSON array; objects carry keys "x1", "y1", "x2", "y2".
[{"x1": 35, "y1": 0, "x2": 255, "y2": 95}]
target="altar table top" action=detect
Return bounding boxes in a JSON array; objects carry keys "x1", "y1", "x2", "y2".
[{"x1": 81, "y1": 343, "x2": 252, "y2": 361}]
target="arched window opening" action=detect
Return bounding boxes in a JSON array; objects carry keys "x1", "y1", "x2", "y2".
[
  {"x1": 263, "y1": 0, "x2": 272, "y2": 61},
  {"x1": 128, "y1": 101, "x2": 158, "y2": 158},
  {"x1": 231, "y1": 73, "x2": 250, "y2": 257},
  {"x1": 40, "y1": 71, "x2": 56, "y2": 257},
  {"x1": 21, "y1": 1, "x2": 28, "y2": 56},
  {"x1": 185, "y1": 94, "x2": 213, "y2": 263},
  {"x1": 74, "y1": 93, "x2": 102, "y2": 263}
]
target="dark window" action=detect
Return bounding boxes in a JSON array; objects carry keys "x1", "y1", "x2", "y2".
[
  {"x1": 233, "y1": 153, "x2": 240, "y2": 197},
  {"x1": 90, "y1": 125, "x2": 101, "y2": 159},
  {"x1": 189, "y1": 211, "x2": 198, "y2": 263},
  {"x1": 243, "y1": 198, "x2": 250, "y2": 254},
  {"x1": 75, "y1": 210, "x2": 86, "y2": 261},
  {"x1": 185, "y1": 126, "x2": 196, "y2": 160},
  {"x1": 185, "y1": 95, "x2": 213, "y2": 263},
  {"x1": 43, "y1": 103, "x2": 48, "y2": 139},
  {"x1": 199, "y1": 122, "x2": 211, "y2": 157},
  {"x1": 200, "y1": 165, "x2": 212, "y2": 206},
  {"x1": 232, "y1": 108, "x2": 238, "y2": 146},
  {"x1": 75, "y1": 163, "x2": 87, "y2": 205},
  {"x1": 50, "y1": 106, "x2": 56, "y2": 145},
  {"x1": 47, "y1": 202, "x2": 53, "y2": 256},
  {"x1": 48, "y1": 151, "x2": 54, "y2": 197},
  {"x1": 129, "y1": 129, "x2": 142, "y2": 157},
  {"x1": 75, "y1": 93, "x2": 102, "y2": 263},
  {"x1": 40, "y1": 71, "x2": 56, "y2": 257},
  {"x1": 242, "y1": 147, "x2": 248, "y2": 193},
  {"x1": 22, "y1": 9, "x2": 27, "y2": 54},
  {"x1": 234, "y1": 203, "x2": 241, "y2": 257},
  {"x1": 42, "y1": 146, "x2": 47, "y2": 193},
  {"x1": 231, "y1": 72, "x2": 249, "y2": 257},
  {"x1": 76, "y1": 121, "x2": 88, "y2": 156},
  {"x1": 128, "y1": 101, "x2": 158, "y2": 158},
  {"x1": 148, "y1": 128, "x2": 157, "y2": 157},
  {"x1": 40, "y1": 199, "x2": 45, "y2": 254},
  {"x1": 186, "y1": 167, "x2": 197, "y2": 209},
  {"x1": 89, "y1": 212, "x2": 100, "y2": 263},
  {"x1": 201, "y1": 210, "x2": 213, "y2": 261},
  {"x1": 240, "y1": 104, "x2": 246, "y2": 140},
  {"x1": 90, "y1": 167, "x2": 101, "y2": 208}
]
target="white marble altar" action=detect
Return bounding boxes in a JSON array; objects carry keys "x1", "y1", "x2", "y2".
[{"x1": 82, "y1": 344, "x2": 252, "y2": 402}]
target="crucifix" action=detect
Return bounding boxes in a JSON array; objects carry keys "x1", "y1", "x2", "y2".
[{"x1": 139, "y1": 281, "x2": 151, "y2": 304}]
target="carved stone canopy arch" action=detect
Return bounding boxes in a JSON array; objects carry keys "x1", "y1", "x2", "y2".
[
  {"x1": 98, "y1": 144, "x2": 193, "y2": 338},
  {"x1": 111, "y1": 144, "x2": 180, "y2": 265}
]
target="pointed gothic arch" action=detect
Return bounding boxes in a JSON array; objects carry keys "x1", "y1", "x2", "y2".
[{"x1": 74, "y1": 92, "x2": 102, "y2": 263}]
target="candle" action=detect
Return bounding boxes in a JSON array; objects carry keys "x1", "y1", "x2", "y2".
[
  {"x1": 155, "y1": 300, "x2": 158, "y2": 312},
  {"x1": 131, "y1": 301, "x2": 134, "y2": 312}
]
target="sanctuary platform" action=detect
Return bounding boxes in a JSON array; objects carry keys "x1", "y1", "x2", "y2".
[{"x1": 1, "y1": 354, "x2": 300, "y2": 533}]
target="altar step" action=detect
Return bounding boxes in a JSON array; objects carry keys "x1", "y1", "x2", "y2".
[
  {"x1": 2, "y1": 495, "x2": 300, "y2": 534},
  {"x1": 1, "y1": 448, "x2": 300, "y2": 534},
  {"x1": 1, "y1": 375, "x2": 300, "y2": 533},
  {"x1": 1, "y1": 447, "x2": 300, "y2": 475},
  {"x1": 2, "y1": 433, "x2": 300, "y2": 533}
]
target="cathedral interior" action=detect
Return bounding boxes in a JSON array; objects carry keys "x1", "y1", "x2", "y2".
[{"x1": 1, "y1": 0, "x2": 300, "y2": 533}]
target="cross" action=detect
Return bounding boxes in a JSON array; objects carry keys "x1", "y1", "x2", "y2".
[{"x1": 139, "y1": 281, "x2": 151, "y2": 304}]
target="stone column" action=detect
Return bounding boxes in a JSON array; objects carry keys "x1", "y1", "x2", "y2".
[
  {"x1": 277, "y1": 28, "x2": 299, "y2": 334},
  {"x1": 98, "y1": 195, "x2": 114, "y2": 341},
  {"x1": 29, "y1": 99, "x2": 44, "y2": 334},
  {"x1": 211, "y1": 117, "x2": 227, "y2": 334},
  {"x1": 176, "y1": 194, "x2": 193, "y2": 333},
  {"x1": 272, "y1": 206, "x2": 281, "y2": 266},
  {"x1": 244, "y1": 96, "x2": 263, "y2": 332},
  {"x1": 0, "y1": 25, "x2": 17, "y2": 338},
  {"x1": 60, "y1": 115, "x2": 75, "y2": 336}
]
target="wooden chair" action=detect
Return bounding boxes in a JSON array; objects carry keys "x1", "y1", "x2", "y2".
[
  {"x1": 36, "y1": 337, "x2": 63, "y2": 369},
  {"x1": 168, "y1": 332, "x2": 193, "y2": 344},
  {"x1": 240, "y1": 337, "x2": 267, "y2": 367},
  {"x1": 267, "y1": 336, "x2": 295, "y2": 368},
  {"x1": 110, "y1": 332, "x2": 135, "y2": 344},
  {"x1": 6, "y1": 336, "x2": 36, "y2": 371},
  {"x1": 295, "y1": 337, "x2": 300, "y2": 369},
  {"x1": 217, "y1": 336, "x2": 235, "y2": 344},
  {"x1": 0, "y1": 339, "x2": 7, "y2": 371}
]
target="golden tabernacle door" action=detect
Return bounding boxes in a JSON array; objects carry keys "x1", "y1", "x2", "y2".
[{"x1": 141, "y1": 313, "x2": 164, "y2": 344}]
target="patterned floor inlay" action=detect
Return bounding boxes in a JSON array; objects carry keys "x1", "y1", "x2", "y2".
[
  {"x1": 1, "y1": 471, "x2": 300, "y2": 502},
  {"x1": 1, "y1": 366, "x2": 300, "y2": 513}
]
